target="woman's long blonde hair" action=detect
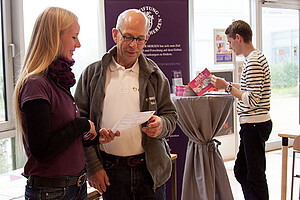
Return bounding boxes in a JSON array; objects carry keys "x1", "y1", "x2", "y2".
[{"x1": 13, "y1": 7, "x2": 77, "y2": 144}]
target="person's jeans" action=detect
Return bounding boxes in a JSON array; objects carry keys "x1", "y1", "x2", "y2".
[
  {"x1": 102, "y1": 159, "x2": 166, "y2": 200},
  {"x1": 24, "y1": 182, "x2": 88, "y2": 200},
  {"x1": 234, "y1": 120, "x2": 272, "y2": 200}
]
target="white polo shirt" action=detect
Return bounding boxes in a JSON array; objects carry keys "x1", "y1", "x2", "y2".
[{"x1": 100, "y1": 57, "x2": 144, "y2": 156}]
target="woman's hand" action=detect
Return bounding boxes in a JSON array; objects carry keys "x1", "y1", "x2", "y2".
[{"x1": 83, "y1": 120, "x2": 97, "y2": 140}]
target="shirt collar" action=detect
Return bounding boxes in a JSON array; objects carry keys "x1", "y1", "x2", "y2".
[
  {"x1": 110, "y1": 57, "x2": 139, "y2": 73},
  {"x1": 245, "y1": 49, "x2": 258, "y2": 60}
]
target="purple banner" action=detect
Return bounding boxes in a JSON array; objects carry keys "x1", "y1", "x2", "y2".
[
  {"x1": 104, "y1": 1, "x2": 189, "y2": 199},
  {"x1": 104, "y1": 0, "x2": 189, "y2": 85}
]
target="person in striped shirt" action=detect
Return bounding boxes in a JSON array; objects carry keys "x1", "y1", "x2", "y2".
[{"x1": 211, "y1": 20, "x2": 272, "y2": 200}]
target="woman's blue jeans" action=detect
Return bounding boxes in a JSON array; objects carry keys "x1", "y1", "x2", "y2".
[{"x1": 25, "y1": 182, "x2": 88, "y2": 200}]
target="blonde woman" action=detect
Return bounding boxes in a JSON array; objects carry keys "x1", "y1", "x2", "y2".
[{"x1": 14, "y1": 7, "x2": 118, "y2": 199}]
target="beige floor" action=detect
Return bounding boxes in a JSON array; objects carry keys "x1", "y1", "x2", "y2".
[{"x1": 224, "y1": 148, "x2": 300, "y2": 200}]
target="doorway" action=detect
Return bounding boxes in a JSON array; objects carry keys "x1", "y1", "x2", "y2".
[{"x1": 261, "y1": 6, "x2": 299, "y2": 150}]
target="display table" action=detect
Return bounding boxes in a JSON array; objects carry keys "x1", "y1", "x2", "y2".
[
  {"x1": 278, "y1": 132, "x2": 300, "y2": 200},
  {"x1": 172, "y1": 94, "x2": 234, "y2": 200}
]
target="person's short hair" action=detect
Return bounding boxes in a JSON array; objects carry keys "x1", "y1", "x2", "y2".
[
  {"x1": 225, "y1": 20, "x2": 252, "y2": 43},
  {"x1": 116, "y1": 9, "x2": 150, "y2": 34}
]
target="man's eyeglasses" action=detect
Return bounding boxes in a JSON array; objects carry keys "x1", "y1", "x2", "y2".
[{"x1": 118, "y1": 29, "x2": 147, "y2": 45}]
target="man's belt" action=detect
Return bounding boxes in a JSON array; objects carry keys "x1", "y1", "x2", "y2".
[
  {"x1": 100, "y1": 151, "x2": 145, "y2": 167},
  {"x1": 27, "y1": 170, "x2": 87, "y2": 188}
]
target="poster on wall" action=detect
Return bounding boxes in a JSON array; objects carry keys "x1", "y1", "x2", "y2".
[
  {"x1": 214, "y1": 29, "x2": 233, "y2": 64},
  {"x1": 104, "y1": 0, "x2": 189, "y2": 86}
]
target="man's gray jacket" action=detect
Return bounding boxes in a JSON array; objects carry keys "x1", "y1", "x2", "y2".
[{"x1": 74, "y1": 46, "x2": 178, "y2": 189}]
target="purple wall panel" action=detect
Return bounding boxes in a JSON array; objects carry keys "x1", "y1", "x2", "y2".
[{"x1": 104, "y1": 0, "x2": 189, "y2": 85}]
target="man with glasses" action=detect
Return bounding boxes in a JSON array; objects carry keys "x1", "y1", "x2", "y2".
[{"x1": 75, "y1": 9, "x2": 177, "y2": 200}]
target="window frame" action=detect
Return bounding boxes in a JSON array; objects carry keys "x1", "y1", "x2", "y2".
[
  {"x1": 0, "y1": 0, "x2": 26, "y2": 170},
  {"x1": 0, "y1": 0, "x2": 17, "y2": 138}
]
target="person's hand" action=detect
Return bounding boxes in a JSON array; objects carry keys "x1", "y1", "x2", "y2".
[
  {"x1": 98, "y1": 128, "x2": 120, "y2": 143},
  {"x1": 142, "y1": 115, "x2": 162, "y2": 138},
  {"x1": 211, "y1": 75, "x2": 228, "y2": 90},
  {"x1": 87, "y1": 169, "x2": 110, "y2": 193},
  {"x1": 83, "y1": 120, "x2": 97, "y2": 140}
]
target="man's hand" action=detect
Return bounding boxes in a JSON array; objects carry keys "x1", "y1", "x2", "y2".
[
  {"x1": 211, "y1": 75, "x2": 228, "y2": 90},
  {"x1": 142, "y1": 115, "x2": 162, "y2": 138},
  {"x1": 211, "y1": 75, "x2": 244, "y2": 100},
  {"x1": 98, "y1": 128, "x2": 120, "y2": 143},
  {"x1": 87, "y1": 169, "x2": 110, "y2": 193}
]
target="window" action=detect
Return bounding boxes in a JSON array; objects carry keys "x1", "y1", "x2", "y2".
[
  {"x1": 0, "y1": 0, "x2": 18, "y2": 175},
  {"x1": 0, "y1": 8, "x2": 5, "y2": 122},
  {"x1": 191, "y1": 0, "x2": 250, "y2": 77},
  {"x1": 23, "y1": 0, "x2": 106, "y2": 93},
  {"x1": 262, "y1": 7, "x2": 299, "y2": 141},
  {"x1": 0, "y1": 0, "x2": 107, "y2": 174}
]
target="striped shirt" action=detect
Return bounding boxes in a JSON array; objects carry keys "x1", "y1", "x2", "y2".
[{"x1": 238, "y1": 49, "x2": 271, "y2": 124}]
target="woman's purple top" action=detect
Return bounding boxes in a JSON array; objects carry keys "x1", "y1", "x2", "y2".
[{"x1": 19, "y1": 75, "x2": 85, "y2": 177}]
